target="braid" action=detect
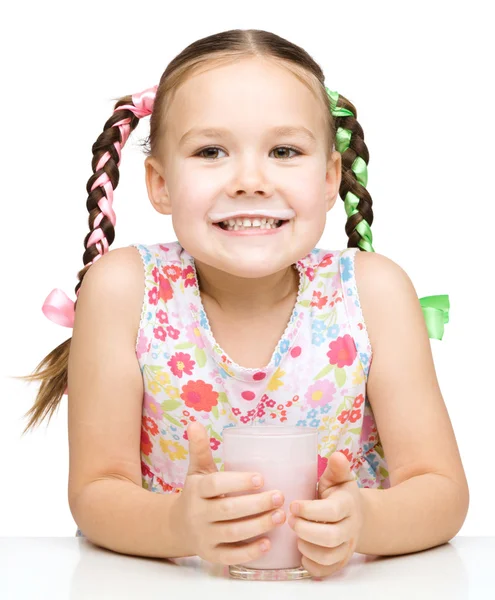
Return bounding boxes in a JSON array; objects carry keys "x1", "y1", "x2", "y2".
[
  {"x1": 75, "y1": 99, "x2": 140, "y2": 300},
  {"x1": 326, "y1": 89, "x2": 374, "y2": 253}
]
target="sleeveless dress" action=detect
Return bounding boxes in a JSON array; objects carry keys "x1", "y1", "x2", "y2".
[{"x1": 75, "y1": 241, "x2": 390, "y2": 537}]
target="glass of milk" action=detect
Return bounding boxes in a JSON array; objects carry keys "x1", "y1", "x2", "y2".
[{"x1": 223, "y1": 425, "x2": 318, "y2": 580}]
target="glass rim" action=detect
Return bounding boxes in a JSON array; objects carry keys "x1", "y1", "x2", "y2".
[{"x1": 222, "y1": 425, "x2": 318, "y2": 438}]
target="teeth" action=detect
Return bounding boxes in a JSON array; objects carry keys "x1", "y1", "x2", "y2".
[{"x1": 220, "y1": 217, "x2": 285, "y2": 230}]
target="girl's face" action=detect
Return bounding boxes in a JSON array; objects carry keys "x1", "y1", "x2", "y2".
[{"x1": 145, "y1": 57, "x2": 341, "y2": 278}]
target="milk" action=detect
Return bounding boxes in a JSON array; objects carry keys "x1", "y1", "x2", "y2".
[{"x1": 223, "y1": 426, "x2": 318, "y2": 571}]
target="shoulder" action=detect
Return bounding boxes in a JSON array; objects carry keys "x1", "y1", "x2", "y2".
[
  {"x1": 76, "y1": 246, "x2": 144, "y2": 338},
  {"x1": 81, "y1": 246, "x2": 144, "y2": 289},
  {"x1": 353, "y1": 249, "x2": 412, "y2": 291},
  {"x1": 353, "y1": 250, "x2": 425, "y2": 349}
]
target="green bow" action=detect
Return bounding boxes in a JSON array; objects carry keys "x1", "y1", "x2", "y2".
[
  {"x1": 419, "y1": 295, "x2": 450, "y2": 340},
  {"x1": 326, "y1": 87, "x2": 450, "y2": 340}
]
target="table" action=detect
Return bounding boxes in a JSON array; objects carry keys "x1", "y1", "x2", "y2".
[{"x1": 2, "y1": 536, "x2": 494, "y2": 599}]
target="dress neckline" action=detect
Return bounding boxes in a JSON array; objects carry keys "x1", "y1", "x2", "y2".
[{"x1": 179, "y1": 246, "x2": 313, "y2": 382}]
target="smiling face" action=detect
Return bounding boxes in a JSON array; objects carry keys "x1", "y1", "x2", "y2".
[{"x1": 145, "y1": 56, "x2": 341, "y2": 278}]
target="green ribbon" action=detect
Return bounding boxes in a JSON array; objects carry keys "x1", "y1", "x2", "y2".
[
  {"x1": 419, "y1": 295, "x2": 450, "y2": 340},
  {"x1": 326, "y1": 87, "x2": 450, "y2": 340}
]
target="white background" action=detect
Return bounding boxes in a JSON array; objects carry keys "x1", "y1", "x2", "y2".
[{"x1": 1, "y1": 0, "x2": 493, "y2": 537}]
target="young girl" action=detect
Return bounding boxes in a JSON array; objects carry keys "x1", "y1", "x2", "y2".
[{"x1": 20, "y1": 29, "x2": 468, "y2": 578}]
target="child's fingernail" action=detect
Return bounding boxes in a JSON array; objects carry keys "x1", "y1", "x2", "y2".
[{"x1": 291, "y1": 502, "x2": 300, "y2": 516}]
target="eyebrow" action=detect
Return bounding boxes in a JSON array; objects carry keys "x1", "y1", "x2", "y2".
[{"x1": 179, "y1": 125, "x2": 317, "y2": 146}]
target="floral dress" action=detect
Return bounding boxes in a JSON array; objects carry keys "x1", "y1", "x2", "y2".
[{"x1": 75, "y1": 241, "x2": 389, "y2": 537}]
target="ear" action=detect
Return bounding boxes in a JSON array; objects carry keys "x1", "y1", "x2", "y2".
[
  {"x1": 325, "y1": 150, "x2": 342, "y2": 213},
  {"x1": 145, "y1": 156, "x2": 172, "y2": 215}
]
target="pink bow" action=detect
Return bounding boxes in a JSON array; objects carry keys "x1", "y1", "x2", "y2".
[
  {"x1": 42, "y1": 289, "x2": 75, "y2": 328},
  {"x1": 116, "y1": 84, "x2": 158, "y2": 118}
]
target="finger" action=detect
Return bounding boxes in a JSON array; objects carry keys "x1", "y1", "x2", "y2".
[
  {"x1": 215, "y1": 537, "x2": 271, "y2": 566},
  {"x1": 297, "y1": 538, "x2": 349, "y2": 567},
  {"x1": 215, "y1": 507, "x2": 286, "y2": 544},
  {"x1": 319, "y1": 452, "x2": 354, "y2": 491},
  {"x1": 301, "y1": 554, "x2": 343, "y2": 579},
  {"x1": 289, "y1": 515, "x2": 349, "y2": 548},
  {"x1": 187, "y1": 422, "x2": 218, "y2": 475},
  {"x1": 291, "y1": 494, "x2": 351, "y2": 523},
  {"x1": 210, "y1": 489, "x2": 285, "y2": 522},
  {"x1": 199, "y1": 470, "x2": 264, "y2": 499}
]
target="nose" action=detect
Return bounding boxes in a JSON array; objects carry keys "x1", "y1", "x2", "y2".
[{"x1": 226, "y1": 154, "x2": 275, "y2": 198}]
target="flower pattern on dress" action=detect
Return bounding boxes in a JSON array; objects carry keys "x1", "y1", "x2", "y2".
[{"x1": 131, "y1": 241, "x2": 390, "y2": 496}]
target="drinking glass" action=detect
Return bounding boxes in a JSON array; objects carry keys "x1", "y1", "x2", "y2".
[{"x1": 223, "y1": 425, "x2": 318, "y2": 580}]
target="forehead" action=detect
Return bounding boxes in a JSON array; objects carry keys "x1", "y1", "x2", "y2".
[{"x1": 165, "y1": 58, "x2": 326, "y2": 143}]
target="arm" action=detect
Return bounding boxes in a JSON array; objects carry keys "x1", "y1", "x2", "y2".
[
  {"x1": 353, "y1": 252, "x2": 469, "y2": 556},
  {"x1": 67, "y1": 247, "x2": 191, "y2": 559},
  {"x1": 357, "y1": 472, "x2": 468, "y2": 555}
]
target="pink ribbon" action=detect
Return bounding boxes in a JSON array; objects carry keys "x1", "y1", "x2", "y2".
[
  {"x1": 116, "y1": 85, "x2": 158, "y2": 118},
  {"x1": 42, "y1": 84, "x2": 159, "y2": 340},
  {"x1": 42, "y1": 289, "x2": 75, "y2": 328}
]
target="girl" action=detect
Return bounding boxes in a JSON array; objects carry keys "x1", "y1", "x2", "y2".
[{"x1": 20, "y1": 29, "x2": 468, "y2": 578}]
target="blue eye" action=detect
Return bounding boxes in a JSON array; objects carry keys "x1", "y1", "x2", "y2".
[{"x1": 195, "y1": 146, "x2": 302, "y2": 161}]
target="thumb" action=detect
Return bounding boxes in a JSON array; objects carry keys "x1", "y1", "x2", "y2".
[
  {"x1": 186, "y1": 422, "x2": 218, "y2": 476},
  {"x1": 318, "y1": 451, "x2": 355, "y2": 498}
]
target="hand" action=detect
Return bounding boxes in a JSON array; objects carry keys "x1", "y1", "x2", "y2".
[
  {"x1": 171, "y1": 422, "x2": 287, "y2": 565},
  {"x1": 288, "y1": 451, "x2": 364, "y2": 578}
]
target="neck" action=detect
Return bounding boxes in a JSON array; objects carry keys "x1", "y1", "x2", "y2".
[{"x1": 193, "y1": 259, "x2": 300, "y2": 317}]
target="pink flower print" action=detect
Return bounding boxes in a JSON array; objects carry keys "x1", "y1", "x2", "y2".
[
  {"x1": 349, "y1": 409, "x2": 361, "y2": 423},
  {"x1": 152, "y1": 267, "x2": 160, "y2": 283},
  {"x1": 159, "y1": 274, "x2": 173, "y2": 303},
  {"x1": 148, "y1": 287, "x2": 159, "y2": 305},
  {"x1": 156, "y1": 309, "x2": 169, "y2": 325},
  {"x1": 186, "y1": 322, "x2": 205, "y2": 349},
  {"x1": 353, "y1": 394, "x2": 364, "y2": 408},
  {"x1": 305, "y1": 266, "x2": 315, "y2": 281},
  {"x1": 240, "y1": 416, "x2": 251, "y2": 424},
  {"x1": 232, "y1": 407, "x2": 241, "y2": 416},
  {"x1": 166, "y1": 325, "x2": 180, "y2": 340},
  {"x1": 153, "y1": 453, "x2": 171, "y2": 475},
  {"x1": 265, "y1": 399, "x2": 276, "y2": 408},
  {"x1": 327, "y1": 335, "x2": 357, "y2": 368},
  {"x1": 182, "y1": 265, "x2": 197, "y2": 288},
  {"x1": 141, "y1": 429, "x2": 153, "y2": 455},
  {"x1": 210, "y1": 438, "x2": 221, "y2": 451},
  {"x1": 290, "y1": 346, "x2": 302, "y2": 358},
  {"x1": 181, "y1": 380, "x2": 219, "y2": 412},
  {"x1": 360, "y1": 415, "x2": 376, "y2": 445},
  {"x1": 360, "y1": 478, "x2": 376, "y2": 488},
  {"x1": 141, "y1": 461, "x2": 153, "y2": 478},
  {"x1": 163, "y1": 264, "x2": 181, "y2": 282},
  {"x1": 318, "y1": 253, "x2": 334, "y2": 268},
  {"x1": 341, "y1": 448, "x2": 354, "y2": 463},
  {"x1": 136, "y1": 330, "x2": 149, "y2": 360},
  {"x1": 143, "y1": 416, "x2": 158, "y2": 436},
  {"x1": 305, "y1": 379, "x2": 337, "y2": 408},
  {"x1": 317, "y1": 454, "x2": 328, "y2": 480},
  {"x1": 338, "y1": 410, "x2": 350, "y2": 424},
  {"x1": 168, "y1": 352, "x2": 195, "y2": 378},
  {"x1": 144, "y1": 392, "x2": 164, "y2": 421},
  {"x1": 310, "y1": 290, "x2": 328, "y2": 309},
  {"x1": 153, "y1": 326, "x2": 166, "y2": 341}
]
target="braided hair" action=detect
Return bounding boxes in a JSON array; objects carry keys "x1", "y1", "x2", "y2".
[{"x1": 326, "y1": 88, "x2": 374, "y2": 253}]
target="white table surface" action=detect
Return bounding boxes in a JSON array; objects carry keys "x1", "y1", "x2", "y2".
[{"x1": 2, "y1": 536, "x2": 494, "y2": 599}]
